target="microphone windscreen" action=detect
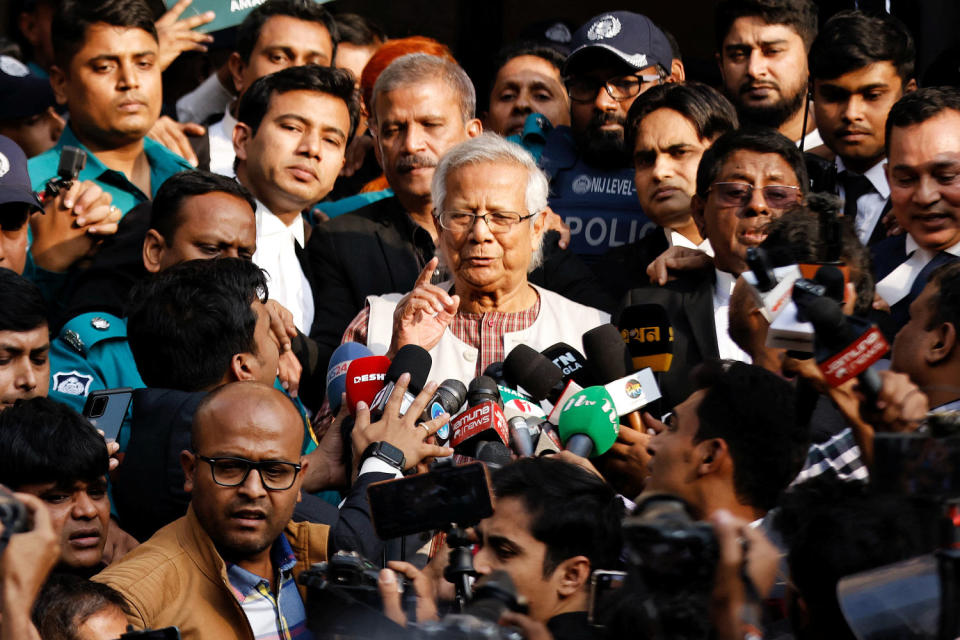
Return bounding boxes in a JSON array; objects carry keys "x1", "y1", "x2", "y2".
[
  {"x1": 474, "y1": 441, "x2": 513, "y2": 470},
  {"x1": 617, "y1": 304, "x2": 674, "y2": 373},
  {"x1": 326, "y1": 342, "x2": 374, "y2": 412},
  {"x1": 814, "y1": 265, "x2": 845, "y2": 303},
  {"x1": 503, "y1": 345, "x2": 563, "y2": 401},
  {"x1": 468, "y1": 375, "x2": 502, "y2": 407},
  {"x1": 385, "y1": 344, "x2": 432, "y2": 394},
  {"x1": 582, "y1": 323, "x2": 633, "y2": 383},
  {"x1": 556, "y1": 386, "x2": 620, "y2": 457},
  {"x1": 344, "y1": 355, "x2": 391, "y2": 415},
  {"x1": 483, "y1": 361, "x2": 506, "y2": 385},
  {"x1": 540, "y1": 342, "x2": 595, "y2": 387}
]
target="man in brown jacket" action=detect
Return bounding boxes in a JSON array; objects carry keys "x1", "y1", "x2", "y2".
[{"x1": 94, "y1": 382, "x2": 327, "y2": 639}]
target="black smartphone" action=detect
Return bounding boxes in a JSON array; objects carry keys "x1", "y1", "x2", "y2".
[
  {"x1": 587, "y1": 570, "x2": 628, "y2": 627},
  {"x1": 82, "y1": 388, "x2": 133, "y2": 442},
  {"x1": 366, "y1": 462, "x2": 493, "y2": 539}
]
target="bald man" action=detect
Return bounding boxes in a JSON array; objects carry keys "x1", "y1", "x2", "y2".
[{"x1": 95, "y1": 382, "x2": 327, "y2": 638}]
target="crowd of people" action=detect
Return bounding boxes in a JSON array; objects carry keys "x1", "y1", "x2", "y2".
[{"x1": 0, "y1": 0, "x2": 957, "y2": 638}]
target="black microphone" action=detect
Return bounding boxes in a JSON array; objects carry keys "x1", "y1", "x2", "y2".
[
  {"x1": 616, "y1": 305, "x2": 674, "y2": 373},
  {"x1": 503, "y1": 345, "x2": 565, "y2": 404},
  {"x1": 370, "y1": 344, "x2": 432, "y2": 419},
  {"x1": 582, "y1": 323, "x2": 647, "y2": 431},
  {"x1": 540, "y1": 342, "x2": 596, "y2": 387},
  {"x1": 483, "y1": 361, "x2": 506, "y2": 387},
  {"x1": 419, "y1": 379, "x2": 467, "y2": 446},
  {"x1": 467, "y1": 375, "x2": 503, "y2": 408},
  {"x1": 474, "y1": 440, "x2": 513, "y2": 470}
]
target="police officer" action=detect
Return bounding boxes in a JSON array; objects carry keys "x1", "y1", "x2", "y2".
[{"x1": 539, "y1": 11, "x2": 676, "y2": 260}]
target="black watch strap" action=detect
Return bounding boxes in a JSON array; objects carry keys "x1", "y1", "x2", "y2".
[{"x1": 360, "y1": 441, "x2": 406, "y2": 471}]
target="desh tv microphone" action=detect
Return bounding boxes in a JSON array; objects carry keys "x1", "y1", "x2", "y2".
[
  {"x1": 344, "y1": 355, "x2": 391, "y2": 416},
  {"x1": 326, "y1": 342, "x2": 374, "y2": 413}
]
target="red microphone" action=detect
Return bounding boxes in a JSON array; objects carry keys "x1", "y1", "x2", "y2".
[
  {"x1": 450, "y1": 401, "x2": 509, "y2": 456},
  {"x1": 344, "y1": 355, "x2": 390, "y2": 416}
]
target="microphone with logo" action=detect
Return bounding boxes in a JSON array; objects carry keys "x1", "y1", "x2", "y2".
[
  {"x1": 557, "y1": 386, "x2": 620, "y2": 458},
  {"x1": 503, "y1": 344, "x2": 565, "y2": 405},
  {"x1": 344, "y1": 355, "x2": 391, "y2": 416},
  {"x1": 326, "y1": 342, "x2": 374, "y2": 414},
  {"x1": 540, "y1": 342, "x2": 596, "y2": 388},
  {"x1": 369, "y1": 345, "x2": 432, "y2": 420},
  {"x1": 582, "y1": 324, "x2": 662, "y2": 430},
  {"x1": 617, "y1": 305, "x2": 674, "y2": 374},
  {"x1": 418, "y1": 379, "x2": 467, "y2": 447},
  {"x1": 449, "y1": 376, "x2": 510, "y2": 461}
]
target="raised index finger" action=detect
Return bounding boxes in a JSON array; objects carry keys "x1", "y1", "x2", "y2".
[{"x1": 414, "y1": 257, "x2": 440, "y2": 289}]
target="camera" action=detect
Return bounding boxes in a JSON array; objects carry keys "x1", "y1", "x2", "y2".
[
  {"x1": 414, "y1": 571, "x2": 527, "y2": 640},
  {"x1": 0, "y1": 484, "x2": 31, "y2": 547}
]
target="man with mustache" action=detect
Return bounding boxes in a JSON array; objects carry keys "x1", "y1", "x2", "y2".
[
  {"x1": 809, "y1": 11, "x2": 916, "y2": 248},
  {"x1": 715, "y1": 0, "x2": 821, "y2": 148},
  {"x1": 618, "y1": 127, "x2": 808, "y2": 410},
  {"x1": 537, "y1": 11, "x2": 677, "y2": 260},
  {"x1": 28, "y1": 0, "x2": 193, "y2": 216}
]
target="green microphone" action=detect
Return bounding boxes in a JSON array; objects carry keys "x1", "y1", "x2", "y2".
[{"x1": 557, "y1": 386, "x2": 619, "y2": 457}]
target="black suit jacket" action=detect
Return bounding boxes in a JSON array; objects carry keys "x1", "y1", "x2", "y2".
[
  {"x1": 592, "y1": 227, "x2": 669, "y2": 302},
  {"x1": 617, "y1": 271, "x2": 718, "y2": 411}
]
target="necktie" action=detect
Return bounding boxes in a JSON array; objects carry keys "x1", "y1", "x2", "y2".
[{"x1": 840, "y1": 172, "x2": 874, "y2": 221}]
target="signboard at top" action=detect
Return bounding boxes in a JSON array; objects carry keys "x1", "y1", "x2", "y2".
[{"x1": 164, "y1": 0, "x2": 331, "y2": 34}]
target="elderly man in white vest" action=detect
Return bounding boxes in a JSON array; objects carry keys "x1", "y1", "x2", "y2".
[{"x1": 341, "y1": 133, "x2": 609, "y2": 382}]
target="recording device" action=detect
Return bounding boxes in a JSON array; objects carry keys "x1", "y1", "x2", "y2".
[
  {"x1": 466, "y1": 376, "x2": 503, "y2": 408},
  {"x1": 540, "y1": 342, "x2": 595, "y2": 388},
  {"x1": 483, "y1": 361, "x2": 506, "y2": 386},
  {"x1": 114, "y1": 628, "x2": 180, "y2": 639},
  {"x1": 415, "y1": 571, "x2": 527, "y2": 640},
  {"x1": 0, "y1": 485, "x2": 31, "y2": 552},
  {"x1": 587, "y1": 570, "x2": 627, "y2": 627},
  {"x1": 370, "y1": 345, "x2": 432, "y2": 419},
  {"x1": 503, "y1": 345, "x2": 564, "y2": 404},
  {"x1": 582, "y1": 324, "x2": 662, "y2": 419},
  {"x1": 418, "y1": 379, "x2": 466, "y2": 446},
  {"x1": 449, "y1": 401, "x2": 509, "y2": 456},
  {"x1": 742, "y1": 248, "x2": 802, "y2": 324},
  {"x1": 473, "y1": 440, "x2": 513, "y2": 470},
  {"x1": 502, "y1": 398, "x2": 546, "y2": 457},
  {"x1": 617, "y1": 304, "x2": 674, "y2": 372},
  {"x1": 42, "y1": 146, "x2": 87, "y2": 202},
  {"x1": 557, "y1": 386, "x2": 620, "y2": 458},
  {"x1": 366, "y1": 462, "x2": 493, "y2": 540},
  {"x1": 344, "y1": 355, "x2": 390, "y2": 416},
  {"x1": 82, "y1": 387, "x2": 133, "y2": 443},
  {"x1": 326, "y1": 343, "x2": 374, "y2": 413},
  {"x1": 766, "y1": 277, "x2": 827, "y2": 352}
]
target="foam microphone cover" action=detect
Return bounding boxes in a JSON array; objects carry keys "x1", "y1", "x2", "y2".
[
  {"x1": 474, "y1": 441, "x2": 514, "y2": 470},
  {"x1": 503, "y1": 345, "x2": 563, "y2": 401},
  {"x1": 557, "y1": 386, "x2": 620, "y2": 457},
  {"x1": 814, "y1": 264, "x2": 845, "y2": 303},
  {"x1": 540, "y1": 342, "x2": 595, "y2": 387},
  {"x1": 326, "y1": 342, "x2": 374, "y2": 413},
  {"x1": 617, "y1": 304, "x2": 674, "y2": 373},
  {"x1": 468, "y1": 375, "x2": 503, "y2": 408},
  {"x1": 385, "y1": 344, "x2": 432, "y2": 394},
  {"x1": 344, "y1": 355, "x2": 391, "y2": 415},
  {"x1": 483, "y1": 361, "x2": 506, "y2": 386},
  {"x1": 582, "y1": 323, "x2": 633, "y2": 383}
]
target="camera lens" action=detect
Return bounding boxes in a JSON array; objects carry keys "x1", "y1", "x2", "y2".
[{"x1": 89, "y1": 396, "x2": 108, "y2": 418}]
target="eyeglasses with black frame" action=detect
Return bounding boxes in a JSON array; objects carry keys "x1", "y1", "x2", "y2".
[
  {"x1": 436, "y1": 210, "x2": 538, "y2": 234},
  {"x1": 565, "y1": 71, "x2": 663, "y2": 103},
  {"x1": 708, "y1": 182, "x2": 801, "y2": 210},
  {"x1": 197, "y1": 455, "x2": 302, "y2": 491}
]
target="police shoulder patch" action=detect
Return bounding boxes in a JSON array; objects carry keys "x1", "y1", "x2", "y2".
[{"x1": 52, "y1": 371, "x2": 93, "y2": 396}]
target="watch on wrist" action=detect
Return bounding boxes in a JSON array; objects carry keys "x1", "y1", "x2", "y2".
[{"x1": 361, "y1": 441, "x2": 406, "y2": 471}]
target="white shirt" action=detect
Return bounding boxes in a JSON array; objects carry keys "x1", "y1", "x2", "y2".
[
  {"x1": 875, "y1": 235, "x2": 960, "y2": 306},
  {"x1": 713, "y1": 268, "x2": 751, "y2": 363},
  {"x1": 836, "y1": 156, "x2": 890, "y2": 246},
  {"x1": 798, "y1": 128, "x2": 823, "y2": 151},
  {"x1": 175, "y1": 71, "x2": 234, "y2": 125},
  {"x1": 252, "y1": 201, "x2": 315, "y2": 333},
  {"x1": 208, "y1": 107, "x2": 238, "y2": 178},
  {"x1": 665, "y1": 228, "x2": 714, "y2": 256}
]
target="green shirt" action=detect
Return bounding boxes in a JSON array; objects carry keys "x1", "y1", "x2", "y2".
[{"x1": 28, "y1": 125, "x2": 193, "y2": 215}]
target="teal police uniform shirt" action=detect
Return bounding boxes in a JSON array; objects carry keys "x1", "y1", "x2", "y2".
[{"x1": 28, "y1": 125, "x2": 193, "y2": 216}]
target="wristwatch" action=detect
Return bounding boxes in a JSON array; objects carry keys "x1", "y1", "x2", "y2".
[{"x1": 361, "y1": 441, "x2": 406, "y2": 472}]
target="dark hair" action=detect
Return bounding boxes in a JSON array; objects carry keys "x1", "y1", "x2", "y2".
[
  {"x1": 885, "y1": 86, "x2": 960, "y2": 156},
  {"x1": 928, "y1": 261, "x2": 960, "y2": 331},
  {"x1": 761, "y1": 193, "x2": 875, "y2": 315},
  {"x1": 626, "y1": 82, "x2": 739, "y2": 149},
  {"x1": 126, "y1": 258, "x2": 268, "y2": 391},
  {"x1": 150, "y1": 171, "x2": 256, "y2": 245},
  {"x1": 333, "y1": 12, "x2": 385, "y2": 47},
  {"x1": 0, "y1": 268, "x2": 47, "y2": 333},
  {"x1": 714, "y1": 0, "x2": 818, "y2": 52},
  {"x1": 492, "y1": 457, "x2": 623, "y2": 576},
  {"x1": 809, "y1": 10, "x2": 915, "y2": 85},
  {"x1": 774, "y1": 476, "x2": 934, "y2": 640},
  {"x1": 662, "y1": 28, "x2": 683, "y2": 61},
  {"x1": 695, "y1": 126, "x2": 809, "y2": 198},
  {"x1": 692, "y1": 360, "x2": 807, "y2": 511},
  {"x1": 236, "y1": 64, "x2": 361, "y2": 143},
  {"x1": 33, "y1": 573, "x2": 129, "y2": 640},
  {"x1": 0, "y1": 397, "x2": 107, "y2": 489},
  {"x1": 52, "y1": 0, "x2": 157, "y2": 71},
  {"x1": 235, "y1": 0, "x2": 338, "y2": 64},
  {"x1": 483, "y1": 41, "x2": 567, "y2": 112}
]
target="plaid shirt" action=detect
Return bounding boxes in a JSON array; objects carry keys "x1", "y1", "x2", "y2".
[
  {"x1": 792, "y1": 427, "x2": 868, "y2": 486},
  {"x1": 226, "y1": 534, "x2": 313, "y2": 640},
  {"x1": 342, "y1": 295, "x2": 541, "y2": 377}
]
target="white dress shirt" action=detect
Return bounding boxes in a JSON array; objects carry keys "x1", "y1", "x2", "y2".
[
  {"x1": 713, "y1": 268, "x2": 752, "y2": 363},
  {"x1": 836, "y1": 156, "x2": 890, "y2": 246},
  {"x1": 666, "y1": 228, "x2": 714, "y2": 256},
  {"x1": 252, "y1": 201, "x2": 314, "y2": 333},
  {"x1": 175, "y1": 71, "x2": 234, "y2": 125},
  {"x1": 875, "y1": 235, "x2": 960, "y2": 306},
  {"x1": 798, "y1": 128, "x2": 823, "y2": 151},
  {"x1": 207, "y1": 107, "x2": 238, "y2": 178}
]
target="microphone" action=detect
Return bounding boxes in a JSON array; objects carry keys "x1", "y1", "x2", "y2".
[
  {"x1": 474, "y1": 440, "x2": 513, "y2": 470},
  {"x1": 418, "y1": 379, "x2": 467, "y2": 446},
  {"x1": 557, "y1": 386, "x2": 620, "y2": 458},
  {"x1": 344, "y1": 355, "x2": 391, "y2": 415},
  {"x1": 450, "y1": 401, "x2": 509, "y2": 456},
  {"x1": 502, "y1": 397, "x2": 546, "y2": 457},
  {"x1": 540, "y1": 342, "x2": 596, "y2": 387},
  {"x1": 802, "y1": 296, "x2": 889, "y2": 402},
  {"x1": 326, "y1": 342, "x2": 374, "y2": 413},
  {"x1": 370, "y1": 345, "x2": 432, "y2": 419},
  {"x1": 742, "y1": 247, "x2": 803, "y2": 324},
  {"x1": 766, "y1": 277, "x2": 827, "y2": 352},
  {"x1": 503, "y1": 345, "x2": 564, "y2": 403},
  {"x1": 483, "y1": 361, "x2": 506, "y2": 386},
  {"x1": 617, "y1": 304, "x2": 675, "y2": 372},
  {"x1": 581, "y1": 324, "x2": 662, "y2": 428},
  {"x1": 467, "y1": 376, "x2": 503, "y2": 408}
]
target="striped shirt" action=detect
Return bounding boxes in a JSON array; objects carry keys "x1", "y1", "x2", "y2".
[{"x1": 226, "y1": 534, "x2": 313, "y2": 640}]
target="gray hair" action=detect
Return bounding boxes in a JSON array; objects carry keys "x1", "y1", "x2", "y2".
[
  {"x1": 369, "y1": 53, "x2": 476, "y2": 124},
  {"x1": 431, "y1": 133, "x2": 550, "y2": 270}
]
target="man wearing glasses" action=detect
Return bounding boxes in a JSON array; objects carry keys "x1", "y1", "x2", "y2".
[
  {"x1": 539, "y1": 11, "x2": 677, "y2": 260},
  {"x1": 619, "y1": 127, "x2": 808, "y2": 410},
  {"x1": 95, "y1": 381, "x2": 326, "y2": 638}
]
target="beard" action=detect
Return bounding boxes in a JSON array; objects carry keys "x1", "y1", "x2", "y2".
[
  {"x1": 574, "y1": 111, "x2": 632, "y2": 169},
  {"x1": 733, "y1": 80, "x2": 808, "y2": 130}
]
